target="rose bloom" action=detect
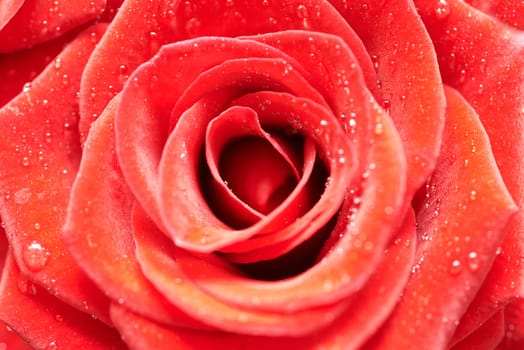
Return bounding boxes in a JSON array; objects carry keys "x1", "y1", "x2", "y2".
[{"x1": 0, "y1": 0, "x2": 523, "y2": 349}]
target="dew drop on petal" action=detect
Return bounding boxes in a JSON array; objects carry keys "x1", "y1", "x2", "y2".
[
  {"x1": 22, "y1": 82, "x2": 32, "y2": 93},
  {"x1": 467, "y1": 251, "x2": 480, "y2": 271},
  {"x1": 449, "y1": 259, "x2": 462, "y2": 275},
  {"x1": 435, "y1": 0, "x2": 450, "y2": 19},
  {"x1": 14, "y1": 188, "x2": 31, "y2": 204},
  {"x1": 22, "y1": 241, "x2": 50, "y2": 272},
  {"x1": 46, "y1": 341, "x2": 58, "y2": 350}
]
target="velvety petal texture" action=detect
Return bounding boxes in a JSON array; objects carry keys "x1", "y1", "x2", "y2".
[{"x1": 0, "y1": 0, "x2": 522, "y2": 349}]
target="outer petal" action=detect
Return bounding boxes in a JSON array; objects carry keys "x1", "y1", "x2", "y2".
[
  {"x1": 414, "y1": 0, "x2": 524, "y2": 338},
  {"x1": 0, "y1": 0, "x2": 107, "y2": 52},
  {"x1": 112, "y1": 210, "x2": 415, "y2": 349},
  {"x1": 330, "y1": 0, "x2": 446, "y2": 193},
  {"x1": 465, "y1": 0, "x2": 524, "y2": 29},
  {"x1": 0, "y1": 24, "x2": 111, "y2": 323},
  {"x1": 0, "y1": 252, "x2": 126, "y2": 349},
  {"x1": 0, "y1": 29, "x2": 78, "y2": 108},
  {"x1": 365, "y1": 87, "x2": 517, "y2": 349},
  {"x1": 64, "y1": 96, "x2": 210, "y2": 330},
  {"x1": 79, "y1": 0, "x2": 377, "y2": 142},
  {"x1": 0, "y1": 0, "x2": 23, "y2": 31},
  {"x1": 497, "y1": 298, "x2": 524, "y2": 349},
  {"x1": 450, "y1": 310, "x2": 505, "y2": 350}
]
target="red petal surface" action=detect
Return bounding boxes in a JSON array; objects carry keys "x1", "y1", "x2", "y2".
[
  {"x1": 139, "y1": 98, "x2": 406, "y2": 316},
  {"x1": 112, "y1": 208, "x2": 415, "y2": 349},
  {"x1": 450, "y1": 310, "x2": 505, "y2": 350},
  {"x1": 0, "y1": 0, "x2": 106, "y2": 52},
  {"x1": 0, "y1": 29, "x2": 79, "y2": 108},
  {"x1": 0, "y1": 253, "x2": 125, "y2": 349},
  {"x1": 0, "y1": 24, "x2": 111, "y2": 323},
  {"x1": 80, "y1": 0, "x2": 376, "y2": 140},
  {"x1": 330, "y1": 0, "x2": 446, "y2": 192},
  {"x1": 364, "y1": 87, "x2": 517, "y2": 349},
  {"x1": 497, "y1": 298, "x2": 524, "y2": 349},
  {"x1": 115, "y1": 37, "x2": 316, "y2": 233},
  {"x1": 160, "y1": 91, "x2": 353, "y2": 256},
  {"x1": 465, "y1": 0, "x2": 524, "y2": 29},
  {"x1": 204, "y1": 105, "x2": 311, "y2": 227},
  {"x1": 414, "y1": 0, "x2": 524, "y2": 338},
  {"x1": 64, "y1": 97, "x2": 211, "y2": 330},
  {"x1": 134, "y1": 204, "x2": 350, "y2": 337},
  {"x1": 0, "y1": 0, "x2": 23, "y2": 31}
]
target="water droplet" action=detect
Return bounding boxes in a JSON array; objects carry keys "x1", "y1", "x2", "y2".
[
  {"x1": 435, "y1": 0, "x2": 450, "y2": 19},
  {"x1": 45, "y1": 132, "x2": 53, "y2": 144},
  {"x1": 22, "y1": 241, "x2": 50, "y2": 272},
  {"x1": 55, "y1": 314, "x2": 63, "y2": 322},
  {"x1": 14, "y1": 188, "x2": 31, "y2": 204},
  {"x1": 22, "y1": 82, "x2": 32, "y2": 93},
  {"x1": 34, "y1": 222, "x2": 41, "y2": 230},
  {"x1": 469, "y1": 190, "x2": 477, "y2": 200},
  {"x1": 22, "y1": 156, "x2": 30, "y2": 166},
  {"x1": 374, "y1": 122, "x2": 384, "y2": 135},
  {"x1": 54, "y1": 58, "x2": 62, "y2": 69},
  {"x1": 382, "y1": 99, "x2": 391, "y2": 111},
  {"x1": 450, "y1": 259, "x2": 462, "y2": 275},
  {"x1": 296, "y1": 4, "x2": 309, "y2": 19},
  {"x1": 322, "y1": 279, "x2": 333, "y2": 291},
  {"x1": 46, "y1": 340, "x2": 58, "y2": 350},
  {"x1": 467, "y1": 251, "x2": 479, "y2": 271}
]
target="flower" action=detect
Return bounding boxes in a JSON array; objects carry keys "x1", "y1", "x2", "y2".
[{"x1": 0, "y1": 0, "x2": 522, "y2": 349}]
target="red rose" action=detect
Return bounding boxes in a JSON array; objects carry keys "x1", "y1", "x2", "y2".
[{"x1": 0, "y1": 0, "x2": 522, "y2": 349}]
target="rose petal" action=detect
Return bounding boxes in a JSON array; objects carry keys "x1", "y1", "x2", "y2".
[
  {"x1": 0, "y1": 0, "x2": 23, "y2": 31},
  {"x1": 364, "y1": 86, "x2": 518, "y2": 349},
  {"x1": 80, "y1": 0, "x2": 378, "y2": 143},
  {"x1": 465, "y1": 0, "x2": 524, "y2": 29},
  {"x1": 331, "y1": 0, "x2": 446, "y2": 192},
  {"x1": 0, "y1": 0, "x2": 107, "y2": 52},
  {"x1": 160, "y1": 91, "x2": 353, "y2": 255},
  {"x1": 204, "y1": 105, "x2": 311, "y2": 227},
  {"x1": 0, "y1": 253, "x2": 126, "y2": 349},
  {"x1": 116, "y1": 36, "x2": 323, "y2": 235},
  {"x1": 112, "y1": 207, "x2": 415, "y2": 348},
  {"x1": 133, "y1": 204, "x2": 350, "y2": 336},
  {"x1": 0, "y1": 319, "x2": 32, "y2": 350},
  {"x1": 64, "y1": 96, "x2": 211, "y2": 330},
  {"x1": 449, "y1": 309, "x2": 505, "y2": 350},
  {"x1": 243, "y1": 30, "x2": 372, "y2": 167},
  {"x1": 174, "y1": 0, "x2": 378, "y2": 96},
  {"x1": 79, "y1": 0, "x2": 183, "y2": 141},
  {"x1": 0, "y1": 29, "x2": 78, "y2": 108},
  {"x1": 414, "y1": 0, "x2": 524, "y2": 337},
  {"x1": 0, "y1": 24, "x2": 112, "y2": 323},
  {"x1": 497, "y1": 298, "x2": 524, "y2": 349},
  {"x1": 157, "y1": 97, "x2": 405, "y2": 313}
]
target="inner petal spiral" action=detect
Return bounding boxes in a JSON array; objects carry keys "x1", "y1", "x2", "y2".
[{"x1": 218, "y1": 136, "x2": 298, "y2": 215}]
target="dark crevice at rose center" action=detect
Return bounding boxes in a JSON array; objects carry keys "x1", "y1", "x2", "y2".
[
  {"x1": 220, "y1": 136, "x2": 298, "y2": 215},
  {"x1": 201, "y1": 127, "x2": 334, "y2": 280},
  {"x1": 202, "y1": 129, "x2": 310, "y2": 229}
]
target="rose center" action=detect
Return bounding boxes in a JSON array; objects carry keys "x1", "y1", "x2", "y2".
[{"x1": 218, "y1": 136, "x2": 298, "y2": 215}]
